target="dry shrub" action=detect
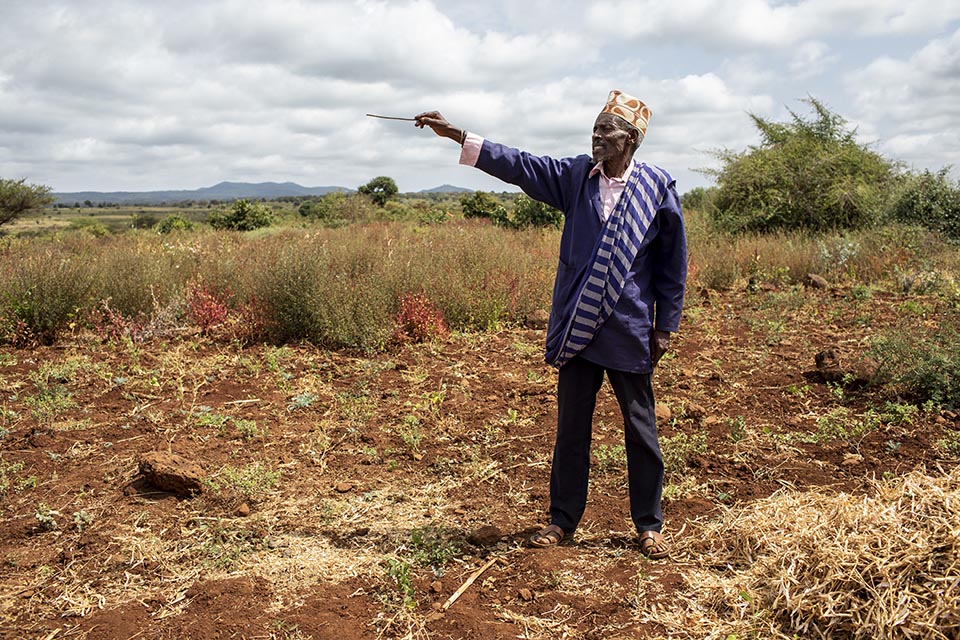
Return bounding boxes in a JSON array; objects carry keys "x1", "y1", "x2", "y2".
[
  {"x1": 648, "y1": 468, "x2": 960, "y2": 639},
  {"x1": 393, "y1": 291, "x2": 448, "y2": 343}
]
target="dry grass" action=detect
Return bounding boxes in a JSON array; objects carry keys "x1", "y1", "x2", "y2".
[{"x1": 644, "y1": 467, "x2": 960, "y2": 639}]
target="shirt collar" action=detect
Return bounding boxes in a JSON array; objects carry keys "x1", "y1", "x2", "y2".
[{"x1": 589, "y1": 159, "x2": 636, "y2": 182}]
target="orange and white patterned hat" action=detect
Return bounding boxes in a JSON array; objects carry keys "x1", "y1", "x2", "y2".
[{"x1": 600, "y1": 90, "x2": 651, "y2": 140}]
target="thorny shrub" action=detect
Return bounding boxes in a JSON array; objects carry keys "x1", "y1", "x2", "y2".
[{"x1": 393, "y1": 291, "x2": 448, "y2": 343}]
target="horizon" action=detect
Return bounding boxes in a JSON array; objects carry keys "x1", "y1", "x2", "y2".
[{"x1": 2, "y1": 2, "x2": 959, "y2": 194}]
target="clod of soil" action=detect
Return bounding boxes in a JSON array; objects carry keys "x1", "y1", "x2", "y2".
[{"x1": 137, "y1": 451, "x2": 205, "y2": 496}]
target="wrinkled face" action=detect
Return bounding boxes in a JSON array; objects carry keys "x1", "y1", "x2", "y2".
[{"x1": 591, "y1": 113, "x2": 636, "y2": 166}]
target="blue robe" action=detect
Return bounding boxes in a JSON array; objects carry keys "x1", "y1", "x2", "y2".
[{"x1": 475, "y1": 140, "x2": 687, "y2": 373}]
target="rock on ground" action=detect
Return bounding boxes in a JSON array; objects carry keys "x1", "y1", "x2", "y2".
[{"x1": 138, "y1": 451, "x2": 205, "y2": 496}]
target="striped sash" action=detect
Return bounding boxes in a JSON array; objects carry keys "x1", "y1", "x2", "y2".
[{"x1": 545, "y1": 162, "x2": 670, "y2": 368}]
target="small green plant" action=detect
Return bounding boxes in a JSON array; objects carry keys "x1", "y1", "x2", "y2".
[
  {"x1": 660, "y1": 432, "x2": 707, "y2": 476},
  {"x1": 397, "y1": 414, "x2": 423, "y2": 452},
  {"x1": 594, "y1": 443, "x2": 627, "y2": 474},
  {"x1": 882, "y1": 402, "x2": 918, "y2": 426},
  {"x1": 810, "y1": 408, "x2": 880, "y2": 444},
  {"x1": 207, "y1": 463, "x2": 280, "y2": 503},
  {"x1": 383, "y1": 557, "x2": 415, "y2": 609},
  {"x1": 234, "y1": 418, "x2": 260, "y2": 441},
  {"x1": 408, "y1": 525, "x2": 461, "y2": 574},
  {"x1": 936, "y1": 430, "x2": 960, "y2": 456},
  {"x1": 72, "y1": 510, "x2": 93, "y2": 532},
  {"x1": 727, "y1": 415, "x2": 747, "y2": 443},
  {"x1": 195, "y1": 411, "x2": 231, "y2": 430},
  {"x1": 34, "y1": 503, "x2": 59, "y2": 531},
  {"x1": 24, "y1": 385, "x2": 75, "y2": 426},
  {"x1": 0, "y1": 459, "x2": 25, "y2": 496},
  {"x1": 287, "y1": 392, "x2": 317, "y2": 411}
]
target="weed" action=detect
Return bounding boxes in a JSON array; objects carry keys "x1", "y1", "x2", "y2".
[
  {"x1": 870, "y1": 317, "x2": 960, "y2": 409},
  {"x1": 234, "y1": 419, "x2": 260, "y2": 440},
  {"x1": 72, "y1": 510, "x2": 93, "y2": 532},
  {"x1": 397, "y1": 414, "x2": 424, "y2": 452},
  {"x1": 34, "y1": 503, "x2": 59, "y2": 531},
  {"x1": 195, "y1": 412, "x2": 230, "y2": 430},
  {"x1": 408, "y1": 525, "x2": 461, "y2": 574},
  {"x1": 594, "y1": 443, "x2": 627, "y2": 474},
  {"x1": 727, "y1": 415, "x2": 748, "y2": 443},
  {"x1": 810, "y1": 408, "x2": 880, "y2": 444},
  {"x1": 24, "y1": 385, "x2": 75, "y2": 426},
  {"x1": 0, "y1": 458, "x2": 25, "y2": 496},
  {"x1": 882, "y1": 402, "x2": 918, "y2": 426},
  {"x1": 936, "y1": 430, "x2": 960, "y2": 456},
  {"x1": 287, "y1": 392, "x2": 317, "y2": 411},
  {"x1": 383, "y1": 557, "x2": 416, "y2": 609},
  {"x1": 206, "y1": 463, "x2": 280, "y2": 503},
  {"x1": 393, "y1": 291, "x2": 448, "y2": 343},
  {"x1": 661, "y1": 432, "x2": 707, "y2": 477}
]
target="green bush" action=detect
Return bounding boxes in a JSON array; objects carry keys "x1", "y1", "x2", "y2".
[
  {"x1": 460, "y1": 191, "x2": 507, "y2": 220},
  {"x1": 511, "y1": 194, "x2": 562, "y2": 229},
  {"x1": 208, "y1": 199, "x2": 275, "y2": 231},
  {"x1": 707, "y1": 98, "x2": 895, "y2": 234},
  {"x1": 681, "y1": 186, "x2": 718, "y2": 212},
  {"x1": 869, "y1": 313, "x2": 960, "y2": 409},
  {"x1": 888, "y1": 168, "x2": 960, "y2": 242},
  {"x1": 155, "y1": 213, "x2": 195, "y2": 233}
]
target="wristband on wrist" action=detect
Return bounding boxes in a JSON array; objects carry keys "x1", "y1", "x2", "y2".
[{"x1": 459, "y1": 129, "x2": 466, "y2": 145}]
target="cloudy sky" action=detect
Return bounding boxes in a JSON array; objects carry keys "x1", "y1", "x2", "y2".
[{"x1": 1, "y1": 0, "x2": 959, "y2": 194}]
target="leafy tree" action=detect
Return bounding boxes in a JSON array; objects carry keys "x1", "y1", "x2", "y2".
[
  {"x1": 511, "y1": 194, "x2": 562, "y2": 229},
  {"x1": 680, "y1": 186, "x2": 718, "y2": 211},
  {"x1": 208, "y1": 199, "x2": 275, "y2": 231},
  {"x1": 706, "y1": 98, "x2": 896, "y2": 233},
  {"x1": 358, "y1": 176, "x2": 398, "y2": 207},
  {"x1": 299, "y1": 192, "x2": 348, "y2": 223},
  {"x1": 888, "y1": 168, "x2": 960, "y2": 242},
  {"x1": 460, "y1": 191, "x2": 507, "y2": 220},
  {"x1": 0, "y1": 178, "x2": 54, "y2": 226}
]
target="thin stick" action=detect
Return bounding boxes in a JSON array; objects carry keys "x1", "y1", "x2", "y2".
[
  {"x1": 441, "y1": 557, "x2": 499, "y2": 611},
  {"x1": 366, "y1": 113, "x2": 416, "y2": 121}
]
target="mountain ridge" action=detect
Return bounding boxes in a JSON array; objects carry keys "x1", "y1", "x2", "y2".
[{"x1": 53, "y1": 181, "x2": 472, "y2": 205}]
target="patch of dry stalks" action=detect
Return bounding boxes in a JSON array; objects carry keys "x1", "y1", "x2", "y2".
[{"x1": 646, "y1": 467, "x2": 960, "y2": 639}]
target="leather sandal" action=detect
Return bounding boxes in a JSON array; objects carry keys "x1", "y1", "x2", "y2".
[
  {"x1": 639, "y1": 530, "x2": 669, "y2": 559},
  {"x1": 529, "y1": 524, "x2": 566, "y2": 548}
]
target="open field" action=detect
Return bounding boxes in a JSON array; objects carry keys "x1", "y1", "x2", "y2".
[{"x1": 1, "y1": 272, "x2": 958, "y2": 638}]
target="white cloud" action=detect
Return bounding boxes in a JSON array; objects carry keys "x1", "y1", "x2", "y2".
[
  {"x1": 848, "y1": 27, "x2": 960, "y2": 173},
  {"x1": 0, "y1": 1, "x2": 957, "y2": 193},
  {"x1": 586, "y1": 0, "x2": 960, "y2": 48}
]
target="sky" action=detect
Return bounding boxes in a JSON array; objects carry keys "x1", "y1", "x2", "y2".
[{"x1": 1, "y1": 0, "x2": 959, "y2": 195}]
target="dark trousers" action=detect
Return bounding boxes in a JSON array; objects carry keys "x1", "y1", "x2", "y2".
[{"x1": 549, "y1": 356, "x2": 664, "y2": 534}]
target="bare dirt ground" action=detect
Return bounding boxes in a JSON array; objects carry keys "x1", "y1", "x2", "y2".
[{"x1": 0, "y1": 282, "x2": 956, "y2": 639}]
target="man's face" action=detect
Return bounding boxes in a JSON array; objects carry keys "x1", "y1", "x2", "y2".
[{"x1": 591, "y1": 113, "x2": 634, "y2": 166}]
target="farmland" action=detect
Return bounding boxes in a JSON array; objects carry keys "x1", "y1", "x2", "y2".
[{"x1": 0, "y1": 211, "x2": 958, "y2": 638}]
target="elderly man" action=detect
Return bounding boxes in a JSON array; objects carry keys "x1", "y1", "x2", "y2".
[{"x1": 415, "y1": 91, "x2": 686, "y2": 559}]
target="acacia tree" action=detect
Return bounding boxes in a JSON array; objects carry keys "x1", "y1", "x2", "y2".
[
  {"x1": 0, "y1": 178, "x2": 54, "y2": 226},
  {"x1": 706, "y1": 98, "x2": 896, "y2": 233},
  {"x1": 358, "y1": 176, "x2": 398, "y2": 207}
]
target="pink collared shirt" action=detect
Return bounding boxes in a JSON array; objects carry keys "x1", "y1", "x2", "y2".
[{"x1": 459, "y1": 133, "x2": 631, "y2": 222}]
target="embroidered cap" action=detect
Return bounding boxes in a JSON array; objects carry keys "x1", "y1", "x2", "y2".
[{"x1": 600, "y1": 90, "x2": 651, "y2": 141}]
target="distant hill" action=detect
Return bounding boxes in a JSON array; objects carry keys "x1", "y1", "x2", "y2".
[
  {"x1": 419, "y1": 184, "x2": 472, "y2": 194},
  {"x1": 53, "y1": 181, "x2": 352, "y2": 205}
]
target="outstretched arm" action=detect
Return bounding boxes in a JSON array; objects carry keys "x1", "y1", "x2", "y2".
[{"x1": 415, "y1": 111, "x2": 466, "y2": 145}]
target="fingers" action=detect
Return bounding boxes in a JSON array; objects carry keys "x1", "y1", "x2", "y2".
[{"x1": 414, "y1": 111, "x2": 444, "y2": 129}]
